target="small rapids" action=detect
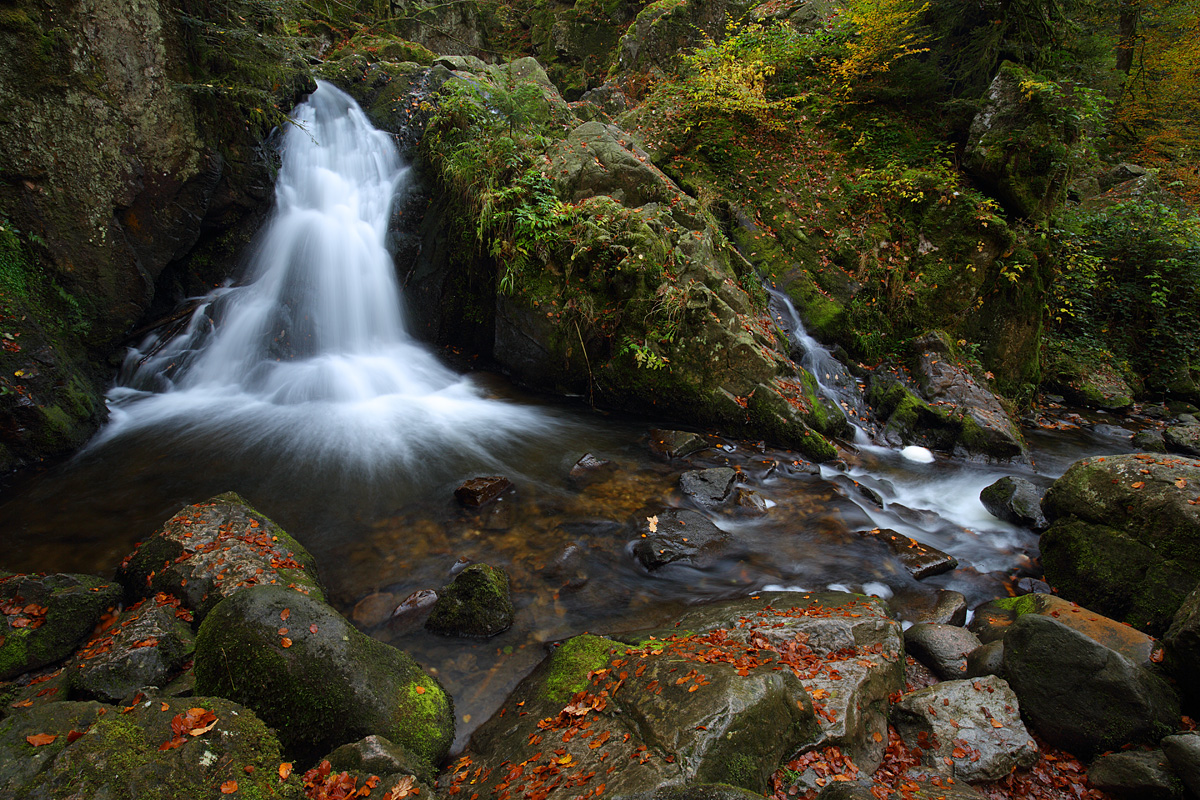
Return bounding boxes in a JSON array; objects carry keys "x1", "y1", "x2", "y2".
[{"x1": 0, "y1": 83, "x2": 1141, "y2": 750}]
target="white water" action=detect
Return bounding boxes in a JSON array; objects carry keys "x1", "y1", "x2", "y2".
[{"x1": 100, "y1": 82, "x2": 550, "y2": 471}]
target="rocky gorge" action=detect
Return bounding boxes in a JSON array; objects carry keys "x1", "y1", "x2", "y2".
[{"x1": 3, "y1": 0, "x2": 1200, "y2": 798}]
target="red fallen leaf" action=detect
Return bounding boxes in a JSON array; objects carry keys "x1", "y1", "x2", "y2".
[
  {"x1": 415, "y1": 686, "x2": 426, "y2": 694},
  {"x1": 243, "y1": 765, "x2": 255, "y2": 774},
  {"x1": 281, "y1": 637, "x2": 292, "y2": 648},
  {"x1": 26, "y1": 733, "x2": 57, "y2": 746},
  {"x1": 1151, "y1": 649, "x2": 1165, "y2": 663},
  {"x1": 278, "y1": 627, "x2": 289, "y2": 636},
  {"x1": 280, "y1": 608, "x2": 290, "y2": 621},
  {"x1": 279, "y1": 762, "x2": 293, "y2": 780},
  {"x1": 220, "y1": 779, "x2": 238, "y2": 793},
  {"x1": 67, "y1": 729, "x2": 86, "y2": 743},
  {"x1": 1132, "y1": 481, "x2": 1146, "y2": 489},
  {"x1": 10, "y1": 617, "x2": 30, "y2": 629},
  {"x1": 11, "y1": 699, "x2": 33, "y2": 708},
  {"x1": 310, "y1": 624, "x2": 319, "y2": 634}
]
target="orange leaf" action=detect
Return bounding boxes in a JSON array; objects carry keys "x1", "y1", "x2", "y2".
[
  {"x1": 1177, "y1": 478, "x2": 1188, "y2": 489},
  {"x1": 279, "y1": 762, "x2": 293, "y2": 781},
  {"x1": 1132, "y1": 481, "x2": 1145, "y2": 489},
  {"x1": 990, "y1": 718, "x2": 1003, "y2": 728},
  {"x1": 280, "y1": 608, "x2": 290, "y2": 621},
  {"x1": 220, "y1": 779, "x2": 239, "y2": 794},
  {"x1": 310, "y1": 624, "x2": 318, "y2": 634},
  {"x1": 26, "y1": 733, "x2": 57, "y2": 746},
  {"x1": 281, "y1": 637, "x2": 292, "y2": 648},
  {"x1": 415, "y1": 686, "x2": 426, "y2": 694}
]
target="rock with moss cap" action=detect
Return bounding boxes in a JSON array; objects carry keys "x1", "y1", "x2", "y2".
[
  {"x1": 194, "y1": 585, "x2": 454, "y2": 766},
  {"x1": 0, "y1": 697, "x2": 304, "y2": 798},
  {"x1": 1039, "y1": 453, "x2": 1200, "y2": 632},
  {"x1": 0, "y1": 572, "x2": 120, "y2": 680},
  {"x1": 115, "y1": 492, "x2": 325, "y2": 622},
  {"x1": 425, "y1": 564, "x2": 515, "y2": 638},
  {"x1": 980, "y1": 475, "x2": 1048, "y2": 530},
  {"x1": 459, "y1": 628, "x2": 820, "y2": 798}
]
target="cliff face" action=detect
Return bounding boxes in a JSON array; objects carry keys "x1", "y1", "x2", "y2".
[{"x1": 0, "y1": 0, "x2": 312, "y2": 472}]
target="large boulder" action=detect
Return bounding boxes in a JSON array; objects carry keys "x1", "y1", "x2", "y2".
[
  {"x1": 631, "y1": 508, "x2": 736, "y2": 570},
  {"x1": 0, "y1": 573, "x2": 120, "y2": 680},
  {"x1": 193, "y1": 585, "x2": 454, "y2": 766},
  {"x1": 0, "y1": 697, "x2": 303, "y2": 799},
  {"x1": 1001, "y1": 612, "x2": 1179, "y2": 756},
  {"x1": 890, "y1": 676, "x2": 1038, "y2": 783},
  {"x1": 1040, "y1": 453, "x2": 1200, "y2": 631},
  {"x1": 115, "y1": 492, "x2": 325, "y2": 622},
  {"x1": 1165, "y1": 425, "x2": 1200, "y2": 457},
  {"x1": 459, "y1": 630, "x2": 820, "y2": 798},
  {"x1": 425, "y1": 563, "x2": 514, "y2": 637}
]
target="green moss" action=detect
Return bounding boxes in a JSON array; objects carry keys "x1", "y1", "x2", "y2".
[
  {"x1": 991, "y1": 594, "x2": 1044, "y2": 616},
  {"x1": 0, "y1": 628, "x2": 29, "y2": 680},
  {"x1": 541, "y1": 634, "x2": 617, "y2": 704}
]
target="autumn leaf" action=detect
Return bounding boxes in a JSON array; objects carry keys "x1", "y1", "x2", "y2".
[
  {"x1": 1132, "y1": 481, "x2": 1146, "y2": 489},
  {"x1": 279, "y1": 762, "x2": 293, "y2": 781},
  {"x1": 280, "y1": 608, "x2": 290, "y2": 621},
  {"x1": 67, "y1": 729, "x2": 87, "y2": 743},
  {"x1": 415, "y1": 686, "x2": 426, "y2": 694},
  {"x1": 26, "y1": 733, "x2": 57, "y2": 746},
  {"x1": 391, "y1": 774, "x2": 417, "y2": 798},
  {"x1": 281, "y1": 637, "x2": 292, "y2": 648},
  {"x1": 647, "y1": 515, "x2": 658, "y2": 533},
  {"x1": 220, "y1": 779, "x2": 238, "y2": 793},
  {"x1": 309, "y1": 624, "x2": 319, "y2": 634},
  {"x1": 1177, "y1": 477, "x2": 1188, "y2": 489}
]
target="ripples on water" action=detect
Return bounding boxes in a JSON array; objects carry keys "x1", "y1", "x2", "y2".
[{"x1": 0, "y1": 83, "x2": 1142, "y2": 751}]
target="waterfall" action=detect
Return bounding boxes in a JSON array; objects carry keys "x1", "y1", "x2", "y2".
[{"x1": 100, "y1": 82, "x2": 549, "y2": 471}]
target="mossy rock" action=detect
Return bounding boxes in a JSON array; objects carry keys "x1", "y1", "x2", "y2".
[
  {"x1": 115, "y1": 492, "x2": 324, "y2": 622},
  {"x1": 0, "y1": 697, "x2": 305, "y2": 799},
  {"x1": 425, "y1": 563, "x2": 514, "y2": 637},
  {"x1": 0, "y1": 573, "x2": 121, "y2": 681},
  {"x1": 867, "y1": 375, "x2": 1019, "y2": 460},
  {"x1": 1042, "y1": 338, "x2": 1136, "y2": 411},
  {"x1": 194, "y1": 585, "x2": 453, "y2": 767}
]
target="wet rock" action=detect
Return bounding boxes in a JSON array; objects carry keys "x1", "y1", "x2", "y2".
[
  {"x1": 671, "y1": 592, "x2": 905, "y2": 774},
  {"x1": 648, "y1": 429, "x2": 709, "y2": 459},
  {"x1": 1040, "y1": 453, "x2": 1200, "y2": 632},
  {"x1": 115, "y1": 492, "x2": 324, "y2": 622},
  {"x1": 425, "y1": 564, "x2": 514, "y2": 638},
  {"x1": 353, "y1": 592, "x2": 399, "y2": 628},
  {"x1": 454, "y1": 476, "x2": 513, "y2": 506},
  {"x1": 1001, "y1": 612, "x2": 1179, "y2": 756},
  {"x1": 631, "y1": 509, "x2": 734, "y2": 570},
  {"x1": 1162, "y1": 733, "x2": 1200, "y2": 797},
  {"x1": 891, "y1": 675, "x2": 1038, "y2": 782},
  {"x1": 1088, "y1": 750, "x2": 1183, "y2": 800},
  {"x1": 327, "y1": 734, "x2": 434, "y2": 786},
  {"x1": 68, "y1": 595, "x2": 195, "y2": 704},
  {"x1": 1133, "y1": 430, "x2": 1169, "y2": 453},
  {"x1": 1165, "y1": 425, "x2": 1200, "y2": 457},
  {"x1": 1163, "y1": 584, "x2": 1200, "y2": 708},
  {"x1": 731, "y1": 488, "x2": 769, "y2": 517},
  {"x1": 463, "y1": 630, "x2": 819, "y2": 798},
  {"x1": 987, "y1": 593, "x2": 1163, "y2": 667},
  {"x1": 859, "y1": 528, "x2": 958, "y2": 579},
  {"x1": 925, "y1": 590, "x2": 968, "y2": 626},
  {"x1": 964, "y1": 641, "x2": 1004, "y2": 678},
  {"x1": 966, "y1": 602, "x2": 1016, "y2": 644},
  {"x1": 680, "y1": 467, "x2": 737, "y2": 507},
  {"x1": 194, "y1": 585, "x2": 454, "y2": 766},
  {"x1": 979, "y1": 476, "x2": 1048, "y2": 530},
  {"x1": 904, "y1": 623, "x2": 981, "y2": 680},
  {"x1": 0, "y1": 697, "x2": 300, "y2": 799},
  {"x1": 1014, "y1": 576, "x2": 1051, "y2": 595},
  {"x1": 0, "y1": 572, "x2": 121, "y2": 680},
  {"x1": 544, "y1": 543, "x2": 588, "y2": 589},
  {"x1": 569, "y1": 452, "x2": 613, "y2": 480}
]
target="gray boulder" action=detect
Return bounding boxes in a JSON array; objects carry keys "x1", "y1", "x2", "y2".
[
  {"x1": 680, "y1": 468, "x2": 738, "y2": 508},
  {"x1": 1001, "y1": 613, "x2": 1179, "y2": 756},
  {"x1": 904, "y1": 623, "x2": 981, "y2": 680},
  {"x1": 194, "y1": 585, "x2": 454, "y2": 766},
  {"x1": 979, "y1": 476, "x2": 1048, "y2": 530},
  {"x1": 1165, "y1": 425, "x2": 1200, "y2": 457},
  {"x1": 858, "y1": 528, "x2": 957, "y2": 579},
  {"x1": 890, "y1": 675, "x2": 1038, "y2": 782},
  {"x1": 965, "y1": 641, "x2": 1004, "y2": 678},
  {"x1": 1088, "y1": 750, "x2": 1184, "y2": 800},
  {"x1": 631, "y1": 508, "x2": 734, "y2": 569},
  {"x1": 1133, "y1": 430, "x2": 1169, "y2": 453},
  {"x1": 1162, "y1": 732, "x2": 1200, "y2": 798}
]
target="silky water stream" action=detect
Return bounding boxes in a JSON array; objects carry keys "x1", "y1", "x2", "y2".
[{"x1": 0, "y1": 83, "x2": 1139, "y2": 750}]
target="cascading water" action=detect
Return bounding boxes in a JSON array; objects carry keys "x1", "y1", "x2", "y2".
[{"x1": 102, "y1": 82, "x2": 549, "y2": 473}]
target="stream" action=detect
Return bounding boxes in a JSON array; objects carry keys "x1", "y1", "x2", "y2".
[{"x1": 0, "y1": 83, "x2": 1142, "y2": 752}]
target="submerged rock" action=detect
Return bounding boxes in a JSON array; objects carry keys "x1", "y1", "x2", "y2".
[
  {"x1": 0, "y1": 572, "x2": 120, "y2": 681},
  {"x1": 115, "y1": 492, "x2": 324, "y2": 622},
  {"x1": 1040, "y1": 453, "x2": 1200, "y2": 632},
  {"x1": 194, "y1": 585, "x2": 454, "y2": 766},
  {"x1": 454, "y1": 476, "x2": 513, "y2": 506},
  {"x1": 425, "y1": 564, "x2": 514, "y2": 637},
  {"x1": 858, "y1": 528, "x2": 958, "y2": 579}
]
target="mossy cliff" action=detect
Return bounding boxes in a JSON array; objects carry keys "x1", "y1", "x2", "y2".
[{"x1": 0, "y1": 0, "x2": 312, "y2": 473}]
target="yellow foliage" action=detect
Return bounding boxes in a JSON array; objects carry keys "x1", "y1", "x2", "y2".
[{"x1": 830, "y1": 0, "x2": 930, "y2": 94}]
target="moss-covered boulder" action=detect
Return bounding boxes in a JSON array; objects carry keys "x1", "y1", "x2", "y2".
[
  {"x1": 459, "y1": 628, "x2": 820, "y2": 798},
  {"x1": 0, "y1": 697, "x2": 304, "y2": 799},
  {"x1": 67, "y1": 593, "x2": 195, "y2": 704},
  {"x1": 1042, "y1": 338, "x2": 1137, "y2": 411},
  {"x1": 194, "y1": 585, "x2": 453, "y2": 766},
  {"x1": 614, "y1": 0, "x2": 754, "y2": 74},
  {"x1": 866, "y1": 375, "x2": 1020, "y2": 461},
  {"x1": 425, "y1": 563, "x2": 514, "y2": 637},
  {"x1": 1040, "y1": 453, "x2": 1200, "y2": 632},
  {"x1": 115, "y1": 492, "x2": 324, "y2": 622},
  {"x1": 0, "y1": 573, "x2": 120, "y2": 681}
]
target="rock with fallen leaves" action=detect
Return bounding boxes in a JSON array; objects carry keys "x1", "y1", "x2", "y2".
[
  {"x1": 425, "y1": 563, "x2": 515, "y2": 638},
  {"x1": 0, "y1": 573, "x2": 121, "y2": 681},
  {"x1": 193, "y1": 585, "x2": 454, "y2": 767},
  {"x1": 326, "y1": 734, "x2": 435, "y2": 786},
  {"x1": 856, "y1": 528, "x2": 958, "y2": 580},
  {"x1": 0, "y1": 697, "x2": 301, "y2": 798},
  {"x1": 979, "y1": 476, "x2": 1049, "y2": 531},
  {"x1": 890, "y1": 675, "x2": 1038, "y2": 783},
  {"x1": 462, "y1": 625, "x2": 821, "y2": 799},
  {"x1": 1040, "y1": 453, "x2": 1200, "y2": 632},
  {"x1": 671, "y1": 592, "x2": 905, "y2": 776},
  {"x1": 1001, "y1": 612, "x2": 1180, "y2": 757},
  {"x1": 630, "y1": 508, "x2": 736, "y2": 570},
  {"x1": 67, "y1": 593, "x2": 195, "y2": 704},
  {"x1": 116, "y1": 492, "x2": 326, "y2": 622},
  {"x1": 1165, "y1": 424, "x2": 1200, "y2": 458},
  {"x1": 617, "y1": 783, "x2": 768, "y2": 800}
]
